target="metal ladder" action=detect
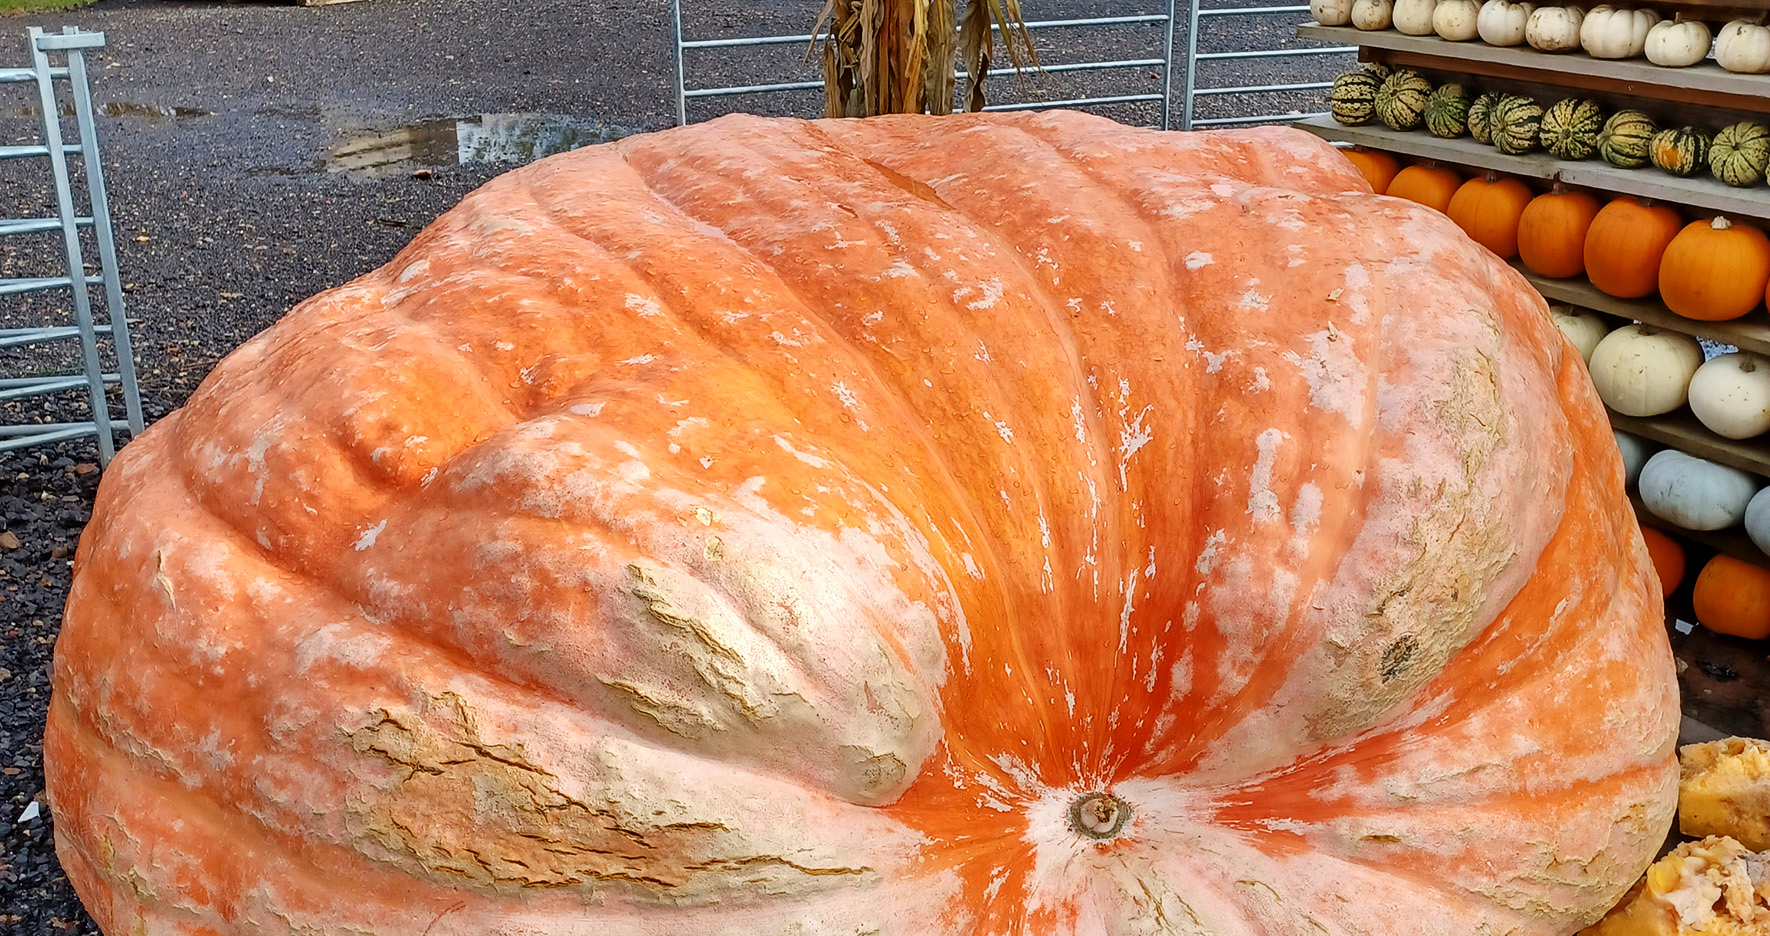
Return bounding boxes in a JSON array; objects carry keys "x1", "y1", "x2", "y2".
[{"x1": 0, "y1": 26, "x2": 142, "y2": 466}]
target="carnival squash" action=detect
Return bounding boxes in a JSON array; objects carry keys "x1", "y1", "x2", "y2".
[
  {"x1": 45, "y1": 112, "x2": 1681, "y2": 936},
  {"x1": 1584, "y1": 197, "x2": 1683, "y2": 298}
]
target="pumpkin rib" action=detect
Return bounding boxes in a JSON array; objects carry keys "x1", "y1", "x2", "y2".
[{"x1": 49, "y1": 112, "x2": 1677, "y2": 936}]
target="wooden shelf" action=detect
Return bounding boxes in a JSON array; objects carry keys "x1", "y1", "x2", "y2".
[
  {"x1": 1299, "y1": 24, "x2": 1770, "y2": 115},
  {"x1": 1298, "y1": 117, "x2": 1770, "y2": 222},
  {"x1": 1631, "y1": 493, "x2": 1770, "y2": 569},
  {"x1": 1512, "y1": 264, "x2": 1770, "y2": 356},
  {"x1": 1610, "y1": 408, "x2": 1770, "y2": 478}
]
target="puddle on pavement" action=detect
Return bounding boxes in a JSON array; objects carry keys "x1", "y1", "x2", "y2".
[{"x1": 326, "y1": 114, "x2": 640, "y2": 177}]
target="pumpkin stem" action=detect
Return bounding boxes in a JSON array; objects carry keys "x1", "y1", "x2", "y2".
[
  {"x1": 1744, "y1": 359, "x2": 1758, "y2": 374},
  {"x1": 1713, "y1": 216, "x2": 1734, "y2": 231},
  {"x1": 1068, "y1": 791, "x2": 1132, "y2": 840}
]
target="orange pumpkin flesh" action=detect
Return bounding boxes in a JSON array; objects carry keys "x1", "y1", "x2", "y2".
[
  {"x1": 1386, "y1": 163, "x2": 1462, "y2": 212},
  {"x1": 1584, "y1": 198, "x2": 1683, "y2": 299},
  {"x1": 1659, "y1": 216, "x2": 1770, "y2": 322},
  {"x1": 1342, "y1": 146, "x2": 1401, "y2": 193},
  {"x1": 1693, "y1": 554, "x2": 1770, "y2": 640},
  {"x1": 1518, "y1": 186, "x2": 1601, "y2": 279},
  {"x1": 1446, "y1": 172, "x2": 1533, "y2": 260},
  {"x1": 46, "y1": 113, "x2": 1678, "y2": 935},
  {"x1": 1638, "y1": 526, "x2": 1685, "y2": 597}
]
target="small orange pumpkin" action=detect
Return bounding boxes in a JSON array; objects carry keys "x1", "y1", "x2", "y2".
[
  {"x1": 1584, "y1": 198, "x2": 1683, "y2": 299},
  {"x1": 1386, "y1": 163, "x2": 1462, "y2": 213},
  {"x1": 1446, "y1": 172, "x2": 1533, "y2": 260},
  {"x1": 1342, "y1": 147, "x2": 1401, "y2": 194},
  {"x1": 1638, "y1": 526, "x2": 1685, "y2": 597},
  {"x1": 1659, "y1": 216, "x2": 1770, "y2": 322},
  {"x1": 1692, "y1": 554, "x2": 1770, "y2": 640},
  {"x1": 1518, "y1": 185, "x2": 1602, "y2": 279}
]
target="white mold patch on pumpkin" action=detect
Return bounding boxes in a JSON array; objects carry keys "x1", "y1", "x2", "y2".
[
  {"x1": 1184, "y1": 251, "x2": 1213, "y2": 270},
  {"x1": 1246, "y1": 429, "x2": 1285, "y2": 522},
  {"x1": 1280, "y1": 327, "x2": 1366, "y2": 427}
]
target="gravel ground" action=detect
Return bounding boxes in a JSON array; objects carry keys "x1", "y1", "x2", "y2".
[{"x1": 0, "y1": 0, "x2": 1347, "y2": 930}]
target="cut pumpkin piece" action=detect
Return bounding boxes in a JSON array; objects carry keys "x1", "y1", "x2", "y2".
[
  {"x1": 1681, "y1": 738, "x2": 1770, "y2": 851},
  {"x1": 1579, "y1": 835, "x2": 1770, "y2": 935}
]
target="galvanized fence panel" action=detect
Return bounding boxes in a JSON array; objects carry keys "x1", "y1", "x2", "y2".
[
  {"x1": 672, "y1": 2, "x2": 1184, "y2": 129},
  {"x1": 671, "y1": 2, "x2": 1354, "y2": 132}
]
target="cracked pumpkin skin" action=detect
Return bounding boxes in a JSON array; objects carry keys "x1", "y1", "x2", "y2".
[{"x1": 46, "y1": 112, "x2": 1678, "y2": 935}]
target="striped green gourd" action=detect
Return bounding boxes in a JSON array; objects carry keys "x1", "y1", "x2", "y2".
[
  {"x1": 1650, "y1": 127, "x2": 1711, "y2": 177},
  {"x1": 1489, "y1": 95, "x2": 1545, "y2": 156},
  {"x1": 1424, "y1": 84, "x2": 1472, "y2": 138},
  {"x1": 1710, "y1": 122, "x2": 1770, "y2": 187},
  {"x1": 1597, "y1": 110, "x2": 1658, "y2": 169},
  {"x1": 1540, "y1": 99, "x2": 1605, "y2": 160},
  {"x1": 1467, "y1": 92, "x2": 1502, "y2": 145},
  {"x1": 1329, "y1": 68, "x2": 1382, "y2": 126},
  {"x1": 1375, "y1": 69, "x2": 1434, "y2": 132}
]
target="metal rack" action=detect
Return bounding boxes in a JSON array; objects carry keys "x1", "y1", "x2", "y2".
[{"x1": 0, "y1": 26, "x2": 142, "y2": 466}]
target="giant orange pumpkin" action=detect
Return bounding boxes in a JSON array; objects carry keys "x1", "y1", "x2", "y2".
[{"x1": 47, "y1": 113, "x2": 1678, "y2": 935}]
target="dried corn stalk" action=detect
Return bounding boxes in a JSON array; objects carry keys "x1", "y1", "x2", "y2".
[{"x1": 816, "y1": 0, "x2": 1037, "y2": 117}]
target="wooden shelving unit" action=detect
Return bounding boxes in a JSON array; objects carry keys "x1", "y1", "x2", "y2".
[
  {"x1": 1510, "y1": 263, "x2": 1770, "y2": 356},
  {"x1": 1297, "y1": 25, "x2": 1770, "y2": 114},
  {"x1": 1295, "y1": 18, "x2": 1770, "y2": 674},
  {"x1": 1298, "y1": 117, "x2": 1770, "y2": 223}
]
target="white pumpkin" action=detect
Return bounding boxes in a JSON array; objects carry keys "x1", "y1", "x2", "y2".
[
  {"x1": 1581, "y1": 5, "x2": 1661, "y2": 58},
  {"x1": 1588, "y1": 324, "x2": 1704, "y2": 417},
  {"x1": 1639, "y1": 450, "x2": 1760, "y2": 530},
  {"x1": 1394, "y1": 0, "x2": 1441, "y2": 34},
  {"x1": 1352, "y1": 0, "x2": 1396, "y2": 29},
  {"x1": 1527, "y1": 4, "x2": 1586, "y2": 50},
  {"x1": 1645, "y1": 16, "x2": 1713, "y2": 66},
  {"x1": 1550, "y1": 305, "x2": 1608, "y2": 363},
  {"x1": 1434, "y1": 0, "x2": 1484, "y2": 38},
  {"x1": 1743, "y1": 486, "x2": 1770, "y2": 554},
  {"x1": 1479, "y1": 0, "x2": 1537, "y2": 44},
  {"x1": 1614, "y1": 429, "x2": 1653, "y2": 489},
  {"x1": 1715, "y1": 18, "x2": 1770, "y2": 74},
  {"x1": 1312, "y1": 0, "x2": 1357, "y2": 25},
  {"x1": 1688, "y1": 352, "x2": 1770, "y2": 440}
]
